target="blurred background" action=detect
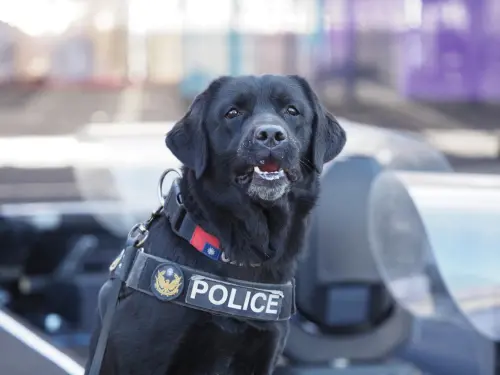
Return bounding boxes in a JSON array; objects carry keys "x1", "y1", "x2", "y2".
[
  {"x1": 1, "y1": 0, "x2": 500, "y2": 374},
  {"x1": 0, "y1": 0, "x2": 499, "y2": 168}
]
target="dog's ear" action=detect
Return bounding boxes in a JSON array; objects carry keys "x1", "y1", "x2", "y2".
[
  {"x1": 166, "y1": 77, "x2": 231, "y2": 178},
  {"x1": 166, "y1": 76, "x2": 228, "y2": 178},
  {"x1": 166, "y1": 93, "x2": 208, "y2": 178},
  {"x1": 290, "y1": 75, "x2": 346, "y2": 173}
]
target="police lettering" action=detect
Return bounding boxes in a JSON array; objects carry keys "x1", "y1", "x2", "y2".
[{"x1": 187, "y1": 278, "x2": 282, "y2": 316}]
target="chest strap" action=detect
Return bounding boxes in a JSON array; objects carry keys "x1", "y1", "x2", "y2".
[
  {"x1": 111, "y1": 249, "x2": 295, "y2": 322},
  {"x1": 163, "y1": 179, "x2": 262, "y2": 266}
]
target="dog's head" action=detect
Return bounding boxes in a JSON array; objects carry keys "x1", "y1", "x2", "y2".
[{"x1": 166, "y1": 75, "x2": 346, "y2": 203}]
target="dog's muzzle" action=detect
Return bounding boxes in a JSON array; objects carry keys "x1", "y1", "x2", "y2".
[{"x1": 235, "y1": 116, "x2": 300, "y2": 200}]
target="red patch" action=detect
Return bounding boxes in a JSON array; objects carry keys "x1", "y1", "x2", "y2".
[{"x1": 190, "y1": 226, "x2": 221, "y2": 251}]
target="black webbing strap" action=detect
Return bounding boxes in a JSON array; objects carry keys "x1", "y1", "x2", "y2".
[
  {"x1": 162, "y1": 179, "x2": 264, "y2": 266},
  {"x1": 125, "y1": 251, "x2": 295, "y2": 321},
  {"x1": 86, "y1": 177, "x2": 297, "y2": 374},
  {"x1": 86, "y1": 245, "x2": 138, "y2": 375}
]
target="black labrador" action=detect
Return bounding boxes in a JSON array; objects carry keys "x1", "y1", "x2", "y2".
[{"x1": 86, "y1": 74, "x2": 346, "y2": 375}]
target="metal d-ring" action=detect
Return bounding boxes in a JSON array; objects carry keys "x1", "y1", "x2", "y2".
[
  {"x1": 157, "y1": 168, "x2": 182, "y2": 206},
  {"x1": 128, "y1": 223, "x2": 149, "y2": 247}
]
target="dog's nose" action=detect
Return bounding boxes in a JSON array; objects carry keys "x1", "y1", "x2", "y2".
[{"x1": 254, "y1": 125, "x2": 287, "y2": 148}]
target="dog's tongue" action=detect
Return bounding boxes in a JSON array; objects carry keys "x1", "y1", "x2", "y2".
[{"x1": 259, "y1": 162, "x2": 280, "y2": 172}]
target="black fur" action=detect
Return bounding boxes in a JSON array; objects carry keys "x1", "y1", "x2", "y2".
[{"x1": 86, "y1": 75, "x2": 346, "y2": 375}]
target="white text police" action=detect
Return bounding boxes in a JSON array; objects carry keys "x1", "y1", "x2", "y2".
[{"x1": 185, "y1": 278, "x2": 283, "y2": 317}]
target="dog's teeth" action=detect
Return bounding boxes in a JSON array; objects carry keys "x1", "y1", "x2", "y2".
[{"x1": 253, "y1": 167, "x2": 286, "y2": 180}]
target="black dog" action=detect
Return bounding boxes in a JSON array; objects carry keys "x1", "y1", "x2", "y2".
[{"x1": 86, "y1": 75, "x2": 346, "y2": 375}]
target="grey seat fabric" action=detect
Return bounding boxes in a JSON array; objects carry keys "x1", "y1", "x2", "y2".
[{"x1": 287, "y1": 155, "x2": 411, "y2": 363}]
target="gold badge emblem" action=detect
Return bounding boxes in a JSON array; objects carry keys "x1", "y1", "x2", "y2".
[{"x1": 151, "y1": 263, "x2": 184, "y2": 301}]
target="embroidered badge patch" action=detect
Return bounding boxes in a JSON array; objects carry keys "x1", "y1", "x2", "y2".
[
  {"x1": 151, "y1": 263, "x2": 184, "y2": 301},
  {"x1": 202, "y1": 243, "x2": 222, "y2": 261}
]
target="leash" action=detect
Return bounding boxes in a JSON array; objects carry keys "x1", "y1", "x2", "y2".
[{"x1": 85, "y1": 169, "x2": 178, "y2": 375}]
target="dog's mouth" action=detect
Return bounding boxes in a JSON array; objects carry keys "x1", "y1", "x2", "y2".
[{"x1": 235, "y1": 160, "x2": 297, "y2": 185}]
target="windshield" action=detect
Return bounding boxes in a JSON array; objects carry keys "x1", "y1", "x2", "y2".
[
  {"x1": 369, "y1": 169, "x2": 500, "y2": 340},
  {"x1": 336, "y1": 120, "x2": 452, "y2": 171}
]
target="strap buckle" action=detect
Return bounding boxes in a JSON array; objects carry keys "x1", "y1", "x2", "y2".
[
  {"x1": 127, "y1": 203, "x2": 164, "y2": 248},
  {"x1": 127, "y1": 168, "x2": 182, "y2": 248}
]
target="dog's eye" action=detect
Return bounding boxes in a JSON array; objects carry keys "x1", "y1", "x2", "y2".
[
  {"x1": 286, "y1": 106, "x2": 299, "y2": 116},
  {"x1": 225, "y1": 108, "x2": 241, "y2": 119}
]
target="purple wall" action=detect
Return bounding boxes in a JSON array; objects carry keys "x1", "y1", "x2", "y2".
[
  {"x1": 402, "y1": 0, "x2": 500, "y2": 101},
  {"x1": 318, "y1": 0, "x2": 500, "y2": 102}
]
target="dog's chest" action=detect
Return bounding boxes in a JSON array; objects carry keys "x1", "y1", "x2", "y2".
[{"x1": 211, "y1": 315, "x2": 247, "y2": 334}]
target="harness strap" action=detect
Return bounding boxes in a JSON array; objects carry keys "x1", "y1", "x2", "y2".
[
  {"x1": 163, "y1": 180, "x2": 225, "y2": 261},
  {"x1": 125, "y1": 251, "x2": 295, "y2": 321},
  {"x1": 163, "y1": 180, "x2": 263, "y2": 266},
  {"x1": 86, "y1": 177, "x2": 296, "y2": 374},
  {"x1": 86, "y1": 245, "x2": 138, "y2": 375}
]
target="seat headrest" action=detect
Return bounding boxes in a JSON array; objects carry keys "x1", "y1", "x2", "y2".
[{"x1": 312, "y1": 155, "x2": 384, "y2": 284}]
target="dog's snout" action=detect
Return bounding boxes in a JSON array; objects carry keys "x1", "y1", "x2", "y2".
[{"x1": 254, "y1": 125, "x2": 287, "y2": 148}]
